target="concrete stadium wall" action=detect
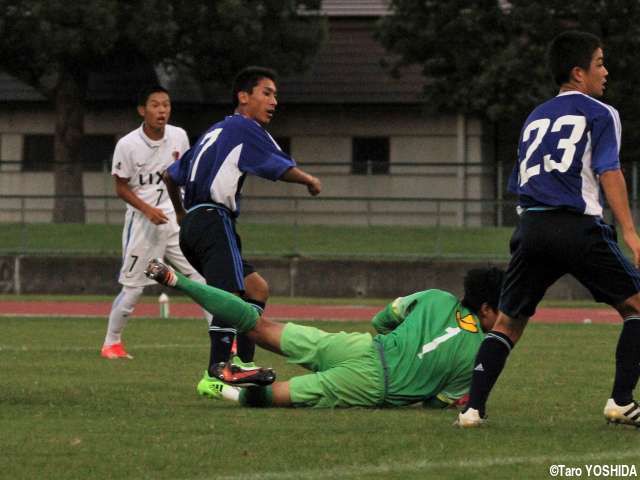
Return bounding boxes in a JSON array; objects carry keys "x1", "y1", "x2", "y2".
[
  {"x1": 0, "y1": 255, "x2": 591, "y2": 301},
  {"x1": 0, "y1": 105, "x2": 495, "y2": 227}
]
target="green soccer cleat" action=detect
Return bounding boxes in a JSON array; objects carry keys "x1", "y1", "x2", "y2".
[
  {"x1": 231, "y1": 356, "x2": 257, "y2": 369},
  {"x1": 196, "y1": 371, "x2": 225, "y2": 399}
]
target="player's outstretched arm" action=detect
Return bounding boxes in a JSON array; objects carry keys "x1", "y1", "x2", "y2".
[
  {"x1": 162, "y1": 171, "x2": 187, "y2": 225},
  {"x1": 371, "y1": 301, "x2": 403, "y2": 334},
  {"x1": 280, "y1": 167, "x2": 322, "y2": 196},
  {"x1": 114, "y1": 175, "x2": 168, "y2": 225},
  {"x1": 371, "y1": 293, "x2": 425, "y2": 334},
  {"x1": 601, "y1": 169, "x2": 640, "y2": 267}
]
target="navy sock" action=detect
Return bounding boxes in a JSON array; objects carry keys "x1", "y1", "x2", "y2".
[
  {"x1": 208, "y1": 329, "x2": 234, "y2": 375},
  {"x1": 611, "y1": 317, "x2": 640, "y2": 405},
  {"x1": 235, "y1": 334, "x2": 256, "y2": 363},
  {"x1": 466, "y1": 331, "x2": 514, "y2": 416}
]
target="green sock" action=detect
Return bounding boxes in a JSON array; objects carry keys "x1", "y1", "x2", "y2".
[
  {"x1": 172, "y1": 271, "x2": 258, "y2": 332},
  {"x1": 239, "y1": 386, "x2": 274, "y2": 407}
]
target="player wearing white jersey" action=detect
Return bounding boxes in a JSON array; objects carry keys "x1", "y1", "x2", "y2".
[{"x1": 101, "y1": 85, "x2": 211, "y2": 360}]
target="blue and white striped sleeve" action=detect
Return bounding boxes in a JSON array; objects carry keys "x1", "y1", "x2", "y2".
[
  {"x1": 167, "y1": 147, "x2": 193, "y2": 187},
  {"x1": 591, "y1": 106, "x2": 621, "y2": 175},
  {"x1": 238, "y1": 123, "x2": 296, "y2": 181}
]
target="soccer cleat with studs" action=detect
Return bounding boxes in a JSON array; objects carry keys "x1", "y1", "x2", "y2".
[
  {"x1": 231, "y1": 355, "x2": 257, "y2": 369},
  {"x1": 211, "y1": 361, "x2": 276, "y2": 388},
  {"x1": 603, "y1": 398, "x2": 640, "y2": 427},
  {"x1": 196, "y1": 371, "x2": 226, "y2": 399},
  {"x1": 100, "y1": 342, "x2": 133, "y2": 360},
  {"x1": 144, "y1": 258, "x2": 177, "y2": 286},
  {"x1": 454, "y1": 407, "x2": 487, "y2": 428}
]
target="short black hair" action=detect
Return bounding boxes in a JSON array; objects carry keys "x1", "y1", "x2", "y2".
[
  {"x1": 548, "y1": 30, "x2": 602, "y2": 86},
  {"x1": 231, "y1": 66, "x2": 278, "y2": 108},
  {"x1": 461, "y1": 267, "x2": 505, "y2": 314},
  {"x1": 137, "y1": 85, "x2": 170, "y2": 107}
]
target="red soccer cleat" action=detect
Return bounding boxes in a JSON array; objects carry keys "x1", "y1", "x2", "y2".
[
  {"x1": 211, "y1": 361, "x2": 275, "y2": 387},
  {"x1": 100, "y1": 342, "x2": 133, "y2": 360}
]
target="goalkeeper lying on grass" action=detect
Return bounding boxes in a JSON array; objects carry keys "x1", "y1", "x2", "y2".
[{"x1": 146, "y1": 258, "x2": 503, "y2": 409}]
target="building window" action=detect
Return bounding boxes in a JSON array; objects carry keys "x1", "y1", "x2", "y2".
[
  {"x1": 22, "y1": 134, "x2": 115, "y2": 172},
  {"x1": 82, "y1": 135, "x2": 116, "y2": 172},
  {"x1": 23, "y1": 135, "x2": 54, "y2": 171},
  {"x1": 351, "y1": 137, "x2": 390, "y2": 175},
  {"x1": 274, "y1": 136, "x2": 291, "y2": 155}
]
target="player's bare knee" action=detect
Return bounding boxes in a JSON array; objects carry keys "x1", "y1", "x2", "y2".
[
  {"x1": 615, "y1": 294, "x2": 640, "y2": 318},
  {"x1": 249, "y1": 318, "x2": 284, "y2": 354},
  {"x1": 244, "y1": 273, "x2": 269, "y2": 302},
  {"x1": 494, "y1": 313, "x2": 528, "y2": 343}
]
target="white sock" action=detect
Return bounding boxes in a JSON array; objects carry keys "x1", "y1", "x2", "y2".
[
  {"x1": 104, "y1": 286, "x2": 144, "y2": 345},
  {"x1": 221, "y1": 385, "x2": 241, "y2": 402}
]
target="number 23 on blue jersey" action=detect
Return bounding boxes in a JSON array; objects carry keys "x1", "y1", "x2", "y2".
[{"x1": 519, "y1": 115, "x2": 586, "y2": 186}]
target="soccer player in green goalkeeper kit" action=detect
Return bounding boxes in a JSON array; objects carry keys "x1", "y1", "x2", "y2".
[{"x1": 145, "y1": 258, "x2": 503, "y2": 409}]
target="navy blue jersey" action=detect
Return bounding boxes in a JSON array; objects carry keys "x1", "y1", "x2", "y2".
[
  {"x1": 167, "y1": 114, "x2": 295, "y2": 215},
  {"x1": 508, "y1": 91, "x2": 621, "y2": 216}
]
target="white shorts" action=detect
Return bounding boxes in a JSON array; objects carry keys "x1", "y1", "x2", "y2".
[{"x1": 118, "y1": 209, "x2": 199, "y2": 287}]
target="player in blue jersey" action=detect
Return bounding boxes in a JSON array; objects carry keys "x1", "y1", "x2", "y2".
[
  {"x1": 163, "y1": 66, "x2": 322, "y2": 396},
  {"x1": 458, "y1": 31, "x2": 640, "y2": 428}
]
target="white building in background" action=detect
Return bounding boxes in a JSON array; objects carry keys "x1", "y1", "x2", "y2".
[{"x1": 0, "y1": 0, "x2": 498, "y2": 226}]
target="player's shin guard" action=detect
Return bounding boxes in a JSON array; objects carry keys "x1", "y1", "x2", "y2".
[
  {"x1": 208, "y1": 327, "x2": 236, "y2": 368},
  {"x1": 239, "y1": 386, "x2": 274, "y2": 408},
  {"x1": 172, "y1": 271, "x2": 259, "y2": 333},
  {"x1": 611, "y1": 317, "x2": 640, "y2": 405},
  {"x1": 466, "y1": 331, "x2": 514, "y2": 415}
]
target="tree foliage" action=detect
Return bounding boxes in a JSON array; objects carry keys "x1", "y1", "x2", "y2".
[
  {"x1": 377, "y1": 0, "x2": 640, "y2": 160},
  {"x1": 171, "y1": 1, "x2": 326, "y2": 84},
  {"x1": 0, "y1": 0, "x2": 326, "y2": 222}
]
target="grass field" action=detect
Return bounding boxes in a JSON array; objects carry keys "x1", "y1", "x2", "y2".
[
  {"x1": 2, "y1": 315, "x2": 639, "y2": 479},
  {"x1": 0, "y1": 223, "x2": 514, "y2": 259}
]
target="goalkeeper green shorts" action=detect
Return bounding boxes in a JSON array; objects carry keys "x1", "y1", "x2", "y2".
[{"x1": 281, "y1": 323, "x2": 385, "y2": 408}]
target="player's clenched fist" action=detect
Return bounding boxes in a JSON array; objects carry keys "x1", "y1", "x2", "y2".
[
  {"x1": 307, "y1": 175, "x2": 322, "y2": 196},
  {"x1": 143, "y1": 205, "x2": 169, "y2": 225}
]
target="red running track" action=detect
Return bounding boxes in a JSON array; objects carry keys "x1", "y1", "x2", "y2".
[{"x1": 0, "y1": 300, "x2": 620, "y2": 324}]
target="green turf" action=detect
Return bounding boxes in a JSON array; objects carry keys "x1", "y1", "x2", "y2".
[
  {"x1": 0, "y1": 222, "x2": 514, "y2": 259},
  {"x1": 1, "y1": 316, "x2": 638, "y2": 479}
]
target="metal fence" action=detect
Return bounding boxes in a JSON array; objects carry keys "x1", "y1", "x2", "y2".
[
  {"x1": 2, "y1": 159, "x2": 638, "y2": 229},
  {"x1": 0, "y1": 159, "x2": 506, "y2": 225},
  {"x1": 0, "y1": 194, "x2": 519, "y2": 227}
]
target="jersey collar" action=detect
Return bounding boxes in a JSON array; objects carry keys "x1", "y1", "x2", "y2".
[
  {"x1": 556, "y1": 90, "x2": 583, "y2": 98},
  {"x1": 138, "y1": 123, "x2": 167, "y2": 147}
]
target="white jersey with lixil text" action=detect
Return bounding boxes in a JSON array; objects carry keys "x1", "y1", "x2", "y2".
[{"x1": 112, "y1": 124, "x2": 190, "y2": 215}]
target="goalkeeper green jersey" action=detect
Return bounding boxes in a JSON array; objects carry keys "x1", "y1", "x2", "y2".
[{"x1": 372, "y1": 289, "x2": 485, "y2": 406}]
